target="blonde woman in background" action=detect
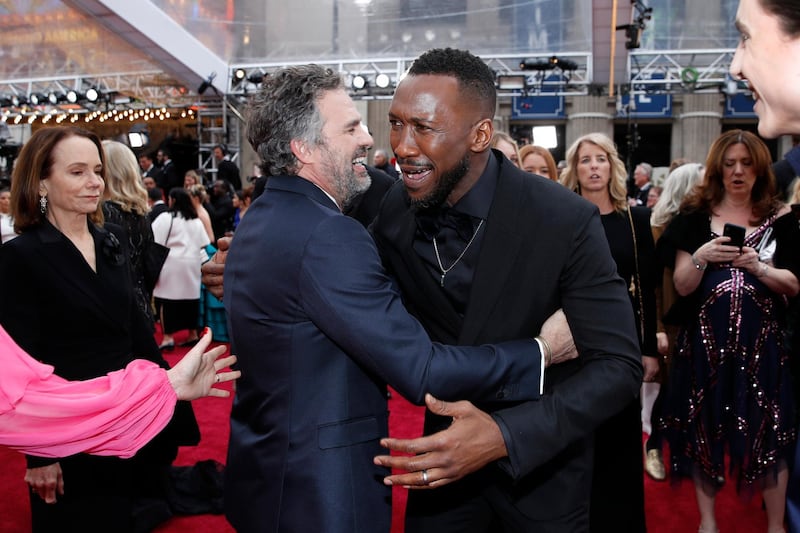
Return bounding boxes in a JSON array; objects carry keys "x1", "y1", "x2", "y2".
[
  {"x1": 561, "y1": 132, "x2": 659, "y2": 533},
  {"x1": 183, "y1": 169, "x2": 201, "y2": 189},
  {"x1": 187, "y1": 183, "x2": 215, "y2": 243},
  {"x1": 490, "y1": 131, "x2": 520, "y2": 167},
  {"x1": 519, "y1": 144, "x2": 559, "y2": 181},
  {"x1": 102, "y1": 140, "x2": 159, "y2": 328}
]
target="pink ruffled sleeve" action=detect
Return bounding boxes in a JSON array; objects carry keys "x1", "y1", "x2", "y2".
[{"x1": 0, "y1": 325, "x2": 177, "y2": 458}]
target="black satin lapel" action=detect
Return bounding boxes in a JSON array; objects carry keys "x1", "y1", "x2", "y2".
[{"x1": 459, "y1": 171, "x2": 524, "y2": 345}]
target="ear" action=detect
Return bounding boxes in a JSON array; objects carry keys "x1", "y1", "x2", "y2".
[
  {"x1": 290, "y1": 139, "x2": 313, "y2": 165},
  {"x1": 39, "y1": 182, "x2": 47, "y2": 196},
  {"x1": 471, "y1": 118, "x2": 494, "y2": 154}
]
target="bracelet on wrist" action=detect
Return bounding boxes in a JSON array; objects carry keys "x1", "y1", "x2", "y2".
[
  {"x1": 691, "y1": 253, "x2": 707, "y2": 271},
  {"x1": 536, "y1": 336, "x2": 552, "y2": 367}
]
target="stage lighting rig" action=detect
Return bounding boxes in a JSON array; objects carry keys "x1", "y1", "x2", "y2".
[{"x1": 616, "y1": 1, "x2": 653, "y2": 50}]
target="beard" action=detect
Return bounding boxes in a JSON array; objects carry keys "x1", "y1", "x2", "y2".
[
  {"x1": 410, "y1": 155, "x2": 470, "y2": 211},
  {"x1": 322, "y1": 146, "x2": 372, "y2": 209}
]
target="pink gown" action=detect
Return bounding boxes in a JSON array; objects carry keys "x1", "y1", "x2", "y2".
[{"x1": 0, "y1": 325, "x2": 176, "y2": 458}]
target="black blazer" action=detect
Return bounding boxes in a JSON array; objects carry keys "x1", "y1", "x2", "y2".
[
  {"x1": 371, "y1": 152, "x2": 643, "y2": 527},
  {"x1": 148, "y1": 201, "x2": 169, "y2": 224}
]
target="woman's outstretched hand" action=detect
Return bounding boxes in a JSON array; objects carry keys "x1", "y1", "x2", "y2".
[{"x1": 167, "y1": 328, "x2": 240, "y2": 400}]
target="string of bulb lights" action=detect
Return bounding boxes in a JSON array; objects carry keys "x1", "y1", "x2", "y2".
[{"x1": 0, "y1": 106, "x2": 195, "y2": 126}]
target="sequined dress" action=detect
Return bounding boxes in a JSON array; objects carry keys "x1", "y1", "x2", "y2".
[{"x1": 659, "y1": 210, "x2": 799, "y2": 490}]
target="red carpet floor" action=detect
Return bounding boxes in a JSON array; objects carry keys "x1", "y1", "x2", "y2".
[{"x1": 0, "y1": 338, "x2": 771, "y2": 532}]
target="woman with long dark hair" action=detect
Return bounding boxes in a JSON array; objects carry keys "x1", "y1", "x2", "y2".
[{"x1": 152, "y1": 188, "x2": 210, "y2": 350}]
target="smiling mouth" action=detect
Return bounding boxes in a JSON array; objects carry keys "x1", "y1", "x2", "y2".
[{"x1": 401, "y1": 167, "x2": 432, "y2": 183}]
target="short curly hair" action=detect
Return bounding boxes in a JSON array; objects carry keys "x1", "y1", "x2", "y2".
[
  {"x1": 408, "y1": 48, "x2": 496, "y2": 119},
  {"x1": 246, "y1": 64, "x2": 344, "y2": 177}
]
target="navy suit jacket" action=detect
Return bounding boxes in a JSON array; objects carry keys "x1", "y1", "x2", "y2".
[
  {"x1": 371, "y1": 152, "x2": 643, "y2": 530},
  {"x1": 223, "y1": 175, "x2": 547, "y2": 533}
]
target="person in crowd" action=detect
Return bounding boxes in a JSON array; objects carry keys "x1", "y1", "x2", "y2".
[
  {"x1": 0, "y1": 185, "x2": 16, "y2": 242},
  {"x1": 645, "y1": 162, "x2": 706, "y2": 482},
  {"x1": 730, "y1": 4, "x2": 800, "y2": 530},
  {"x1": 187, "y1": 183, "x2": 215, "y2": 243},
  {"x1": 183, "y1": 169, "x2": 201, "y2": 189},
  {"x1": 369, "y1": 48, "x2": 641, "y2": 532},
  {"x1": 152, "y1": 188, "x2": 210, "y2": 351},
  {"x1": 139, "y1": 152, "x2": 161, "y2": 183},
  {"x1": 147, "y1": 187, "x2": 168, "y2": 223},
  {"x1": 156, "y1": 147, "x2": 181, "y2": 194},
  {"x1": 0, "y1": 325, "x2": 237, "y2": 458},
  {"x1": 246, "y1": 162, "x2": 263, "y2": 185},
  {"x1": 519, "y1": 144, "x2": 558, "y2": 180},
  {"x1": 101, "y1": 140, "x2": 159, "y2": 328},
  {"x1": 209, "y1": 179, "x2": 234, "y2": 243},
  {"x1": 0, "y1": 126, "x2": 201, "y2": 532},
  {"x1": 630, "y1": 162, "x2": 654, "y2": 206},
  {"x1": 557, "y1": 158, "x2": 568, "y2": 178},
  {"x1": 221, "y1": 62, "x2": 584, "y2": 533},
  {"x1": 658, "y1": 129, "x2": 799, "y2": 533},
  {"x1": 646, "y1": 185, "x2": 663, "y2": 208},
  {"x1": 772, "y1": 135, "x2": 800, "y2": 202},
  {"x1": 490, "y1": 131, "x2": 520, "y2": 167},
  {"x1": 561, "y1": 132, "x2": 659, "y2": 532},
  {"x1": 142, "y1": 175, "x2": 158, "y2": 192},
  {"x1": 232, "y1": 186, "x2": 253, "y2": 230},
  {"x1": 213, "y1": 144, "x2": 241, "y2": 191},
  {"x1": 372, "y1": 148, "x2": 400, "y2": 179}
]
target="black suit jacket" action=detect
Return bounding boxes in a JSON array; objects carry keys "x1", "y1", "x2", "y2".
[
  {"x1": 148, "y1": 201, "x2": 168, "y2": 224},
  {"x1": 371, "y1": 152, "x2": 642, "y2": 527},
  {"x1": 158, "y1": 160, "x2": 181, "y2": 194},
  {"x1": 217, "y1": 159, "x2": 242, "y2": 191}
]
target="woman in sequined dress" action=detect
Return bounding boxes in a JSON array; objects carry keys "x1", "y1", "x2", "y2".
[{"x1": 659, "y1": 129, "x2": 800, "y2": 533}]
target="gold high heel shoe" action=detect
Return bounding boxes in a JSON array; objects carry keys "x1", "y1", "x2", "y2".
[{"x1": 644, "y1": 448, "x2": 666, "y2": 481}]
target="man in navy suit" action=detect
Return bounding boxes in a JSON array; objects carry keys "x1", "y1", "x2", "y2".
[
  {"x1": 222, "y1": 64, "x2": 577, "y2": 533},
  {"x1": 370, "y1": 48, "x2": 642, "y2": 532}
]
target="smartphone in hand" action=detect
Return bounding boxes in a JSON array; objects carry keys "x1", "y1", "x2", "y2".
[{"x1": 723, "y1": 223, "x2": 746, "y2": 250}]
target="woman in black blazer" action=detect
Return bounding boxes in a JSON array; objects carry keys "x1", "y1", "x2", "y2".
[{"x1": 0, "y1": 127, "x2": 199, "y2": 533}]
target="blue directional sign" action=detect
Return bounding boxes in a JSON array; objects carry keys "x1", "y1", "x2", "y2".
[
  {"x1": 511, "y1": 74, "x2": 566, "y2": 120},
  {"x1": 617, "y1": 72, "x2": 672, "y2": 118},
  {"x1": 724, "y1": 93, "x2": 756, "y2": 118}
]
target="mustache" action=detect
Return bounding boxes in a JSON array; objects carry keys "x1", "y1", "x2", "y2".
[{"x1": 395, "y1": 158, "x2": 430, "y2": 168}]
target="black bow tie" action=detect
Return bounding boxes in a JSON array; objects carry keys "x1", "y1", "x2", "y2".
[{"x1": 415, "y1": 207, "x2": 477, "y2": 241}]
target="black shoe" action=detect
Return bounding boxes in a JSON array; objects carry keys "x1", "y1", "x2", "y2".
[{"x1": 159, "y1": 342, "x2": 175, "y2": 352}]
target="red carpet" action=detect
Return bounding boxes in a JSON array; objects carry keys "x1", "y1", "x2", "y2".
[{"x1": 0, "y1": 338, "x2": 771, "y2": 531}]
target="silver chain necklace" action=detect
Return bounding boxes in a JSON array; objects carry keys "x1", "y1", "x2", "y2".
[{"x1": 432, "y1": 219, "x2": 484, "y2": 287}]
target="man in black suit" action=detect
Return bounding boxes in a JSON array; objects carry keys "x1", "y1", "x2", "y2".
[
  {"x1": 213, "y1": 145, "x2": 242, "y2": 191},
  {"x1": 156, "y1": 148, "x2": 181, "y2": 194},
  {"x1": 139, "y1": 152, "x2": 162, "y2": 182},
  {"x1": 147, "y1": 187, "x2": 168, "y2": 223},
  {"x1": 629, "y1": 162, "x2": 653, "y2": 206},
  {"x1": 370, "y1": 48, "x2": 642, "y2": 532}
]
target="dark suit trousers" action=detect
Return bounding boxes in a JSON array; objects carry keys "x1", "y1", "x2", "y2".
[{"x1": 405, "y1": 469, "x2": 590, "y2": 533}]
